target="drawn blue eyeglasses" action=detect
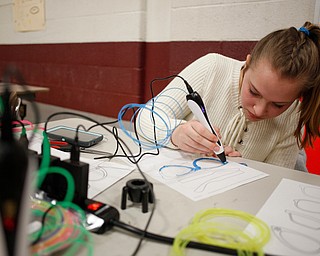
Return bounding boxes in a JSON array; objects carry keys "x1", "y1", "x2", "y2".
[{"x1": 159, "y1": 157, "x2": 226, "y2": 179}]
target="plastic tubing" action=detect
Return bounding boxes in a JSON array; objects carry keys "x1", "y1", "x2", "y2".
[
  {"x1": 118, "y1": 87, "x2": 186, "y2": 150},
  {"x1": 171, "y1": 208, "x2": 271, "y2": 256},
  {"x1": 30, "y1": 200, "x2": 93, "y2": 256},
  {"x1": 118, "y1": 103, "x2": 171, "y2": 149}
]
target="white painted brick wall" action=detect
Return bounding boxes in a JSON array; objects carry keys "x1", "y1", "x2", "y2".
[
  {"x1": 0, "y1": 0, "x2": 317, "y2": 44},
  {"x1": 170, "y1": 0, "x2": 316, "y2": 41}
]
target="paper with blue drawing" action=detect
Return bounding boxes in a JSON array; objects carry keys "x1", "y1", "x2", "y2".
[{"x1": 139, "y1": 148, "x2": 268, "y2": 201}]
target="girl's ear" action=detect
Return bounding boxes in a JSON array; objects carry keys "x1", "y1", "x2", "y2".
[
  {"x1": 239, "y1": 55, "x2": 251, "y2": 89},
  {"x1": 241, "y1": 54, "x2": 251, "y2": 72},
  {"x1": 245, "y1": 54, "x2": 251, "y2": 65}
]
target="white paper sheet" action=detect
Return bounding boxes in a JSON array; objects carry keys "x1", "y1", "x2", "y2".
[
  {"x1": 138, "y1": 148, "x2": 268, "y2": 201},
  {"x1": 27, "y1": 131, "x2": 135, "y2": 198},
  {"x1": 255, "y1": 178, "x2": 320, "y2": 256},
  {"x1": 81, "y1": 158, "x2": 134, "y2": 198}
]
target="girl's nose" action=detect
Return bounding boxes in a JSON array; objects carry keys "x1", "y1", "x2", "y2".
[{"x1": 253, "y1": 102, "x2": 268, "y2": 117}]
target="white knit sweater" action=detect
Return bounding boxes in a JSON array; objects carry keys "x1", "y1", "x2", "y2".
[{"x1": 138, "y1": 54, "x2": 300, "y2": 169}]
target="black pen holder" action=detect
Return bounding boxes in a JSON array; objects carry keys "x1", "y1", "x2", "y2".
[{"x1": 121, "y1": 179, "x2": 153, "y2": 213}]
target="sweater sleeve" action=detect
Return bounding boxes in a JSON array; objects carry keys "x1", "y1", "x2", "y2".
[{"x1": 137, "y1": 54, "x2": 218, "y2": 148}]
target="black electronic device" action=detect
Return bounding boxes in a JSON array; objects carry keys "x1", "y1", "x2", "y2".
[
  {"x1": 84, "y1": 198, "x2": 120, "y2": 234},
  {"x1": 38, "y1": 152, "x2": 89, "y2": 207},
  {"x1": 46, "y1": 125, "x2": 103, "y2": 148},
  {"x1": 54, "y1": 159, "x2": 89, "y2": 207}
]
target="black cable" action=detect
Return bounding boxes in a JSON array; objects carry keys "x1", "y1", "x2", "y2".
[
  {"x1": 111, "y1": 219, "x2": 278, "y2": 256},
  {"x1": 44, "y1": 111, "x2": 160, "y2": 164},
  {"x1": 149, "y1": 74, "x2": 192, "y2": 95},
  {"x1": 93, "y1": 106, "x2": 160, "y2": 163},
  {"x1": 87, "y1": 120, "x2": 118, "y2": 130},
  {"x1": 94, "y1": 114, "x2": 160, "y2": 164},
  {"x1": 86, "y1": 109, "x2": 128, "y2": 131},
  {"x1": 93, "y1": 110, "x2": 146, "y2": 162},
  {"x1": 70, "y1": 124, "x2": 87, "y2": 162}
]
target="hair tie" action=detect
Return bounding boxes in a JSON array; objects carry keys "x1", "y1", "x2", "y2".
[{"x1": 299, "y1": 27, "x2": 310, "y2": 37}]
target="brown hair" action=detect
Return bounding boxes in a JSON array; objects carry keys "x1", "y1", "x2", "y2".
[{"x1": 249, "y1": 21, "x2": 320, "y2": 148}]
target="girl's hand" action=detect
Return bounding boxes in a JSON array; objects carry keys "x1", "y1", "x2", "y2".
[
  {"x1": 171, "y1": 120, "x2": 222, "y2": 154},
  {"x1": 205, "y1": 145, "x2": 241, "y2": 158},
  {"x1": 224, "y1": 145, "x2": 242, "y2": 157}
]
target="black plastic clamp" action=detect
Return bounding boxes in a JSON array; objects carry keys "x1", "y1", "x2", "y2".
[{"x1": 121, "y1": 179, "x2": 153, "y2": 213}]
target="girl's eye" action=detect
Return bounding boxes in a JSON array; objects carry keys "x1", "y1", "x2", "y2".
[
  {"x1": 273, "y1": 103, "x2": 285, "y2": 109},
  {"x1": 249, "y1": 88, "x2": 259, "y2": 96}
]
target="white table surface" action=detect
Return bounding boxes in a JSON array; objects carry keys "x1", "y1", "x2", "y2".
[{"x1": 42, "y1": 118, "x2": 320, "y2": 256}]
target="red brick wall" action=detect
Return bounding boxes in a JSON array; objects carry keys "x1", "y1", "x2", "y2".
[
  {"x1": 0, "y1": 43, "x2": 145, "y2": 117},
  {"x1": 0, "y1": 41, "x2": 255, "y2": 117}
]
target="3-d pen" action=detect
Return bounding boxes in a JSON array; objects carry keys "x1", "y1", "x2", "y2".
[{"x1": 185, "y1": 85, "x2": 227, "y2": 163}]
